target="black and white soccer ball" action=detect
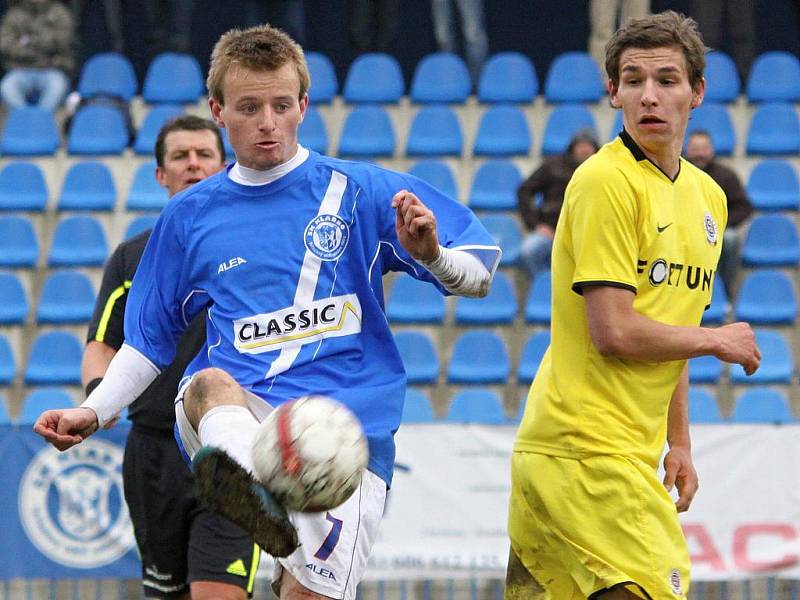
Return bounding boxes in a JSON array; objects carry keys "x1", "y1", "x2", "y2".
[{"x1": 251, "y1": 395, "x2": 368, "y2": 512}]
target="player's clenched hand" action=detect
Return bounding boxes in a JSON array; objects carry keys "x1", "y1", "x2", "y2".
[
  {"x1": 392, "y1": 190, "x2": 439, "y2": 261},
  {"x1": 712, "y1": 322, "x2": 761, "y2": 376},
  {"x1": 33, "y1": 407, "x2": 99, "y2": 451},
  {"x1": 663, "y1": 445, "x2": 698, "y2": 512}
]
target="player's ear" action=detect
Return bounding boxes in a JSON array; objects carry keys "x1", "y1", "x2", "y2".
[
  {"x1": 209, "y1": 97, "x2": 225, "y2": 128},
  {"x1": 607, "y1": 80, "x2": 622, "y2": 109},
  {"x1": 155, "y1": 166, "x2": 167, "y2": 189},
  {"x1": 690, "y1": 77, "x2": 705, "y2": 109}
]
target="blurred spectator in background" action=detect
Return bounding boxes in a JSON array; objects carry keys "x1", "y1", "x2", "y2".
[
  {"x1": 144, "y1": 0, "x2": 195, "y2": 54},
  {"x1": 517, "y1": 130, "x2": 599, "y2": 279},
  {"x1": 685, "y1": 129, "x2": 753, "y2": 295},
  {"x1": 349, "y1": 0, "x2": 399, "y2": 54},
  {"x1": 71, "y1": 0, "x2": 124, "y2": 54},
  {"x1": 690, "y1": 0, "x2": 755, "y2": 80},
  {"x1": 241, "y1": 0, "x2": 306, "y2": 45},
  {"x1": 431, "y1": 0, "x2": 488, "y2": 86},
  {"x1": 588, "y1": 0, "x2": 650, "y2": 73},
  {"x1": 0, "y1": 0, "x2": 75, "y2": 111}
]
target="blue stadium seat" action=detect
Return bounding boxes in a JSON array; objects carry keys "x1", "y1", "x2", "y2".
[
  {"x1": 394, "y1": 330, "x2": 439, "y2": 385},
  {"x1": 143, "y1": 52, "x2": 204, "y2": 104},
  {"x1": 410, "y1": 52, "x2": 471, "y2": 104},
  {"x1": 67, "y1": 104, "x2": 129, "y2": 155},
  {"x1": 0, "y1": 215, "x2": 38, "y2": 268},
  {"x1": 37, "y1": 270, "x2": 96, "y2": 324},
  {"x1": 408, "y1": 160, "x2": 458, "y2": 199},
  {"x1": 686, "y1": 102, "x2": 735, "y2": 156},
  {"x1": 0, "y1": 335, "x2": 14, "y2": 386},
  {"x1": 406, "y1": 106, "x2": 463, "y2": 157},
  {"x1": 447, "y1": 330, "x2": 510, "y2": 384},
  {"x1": 0, "y1": 107, "x2": 60, "y2": 156},
  {"x1": 473, "y1": 106, "x2": 531, "y2": 156},
  {"x1": 338, "y1": 106, "x2": 395, "y2": 158},
  {"x1": 133, "y1": 104, "x2": 184, "y2": 155},
  {"x1": 0, "y1": 161, "x2": 48, "y2": 211},
  {"x1": 126, "y1": 161, "x2": 168, "y2": 211},
  {"x1": 731, "y1": 387, "x2": 794, "y2": 423},
  {"x1": 746, "y1": 102, "x2": 800, "y2": 155},
  {"x1": 608, "y1": 110, "x2": 624, "y2": 141},
  {"x1": 746, "y1": 51, "x2": 800, "y2": 103},
  {"x1": 518, "y1": 330, "x2": 550, "y2": 384},
  {"x1": 58, "y1": 161, "x2": 117, "y2": 211},
  {"x1": 343, "y1": 53, "x2": 404, "y2": 104},
  {"x1": 514, "y1": 393, "x2": 528, "y2": 424},
  {"x1": 48, "y1": 215, "x2": 108, "y2": 267},
  {"x1": 544, "y1": 51, "x2": 604, "y2": 103},
  {"x1": 18, "y1": 388, "x2": 76, "y2": 425},
  {"x1": 746, "y1": 159, "x2": 800, "y2": 212},
  {"x1": 479, "y1": 213, "x2": 521, "y2": 266},
  {"x1": 0, "y1": 392, "x2": 9, "y2": 422},
  {"x1": 541, "y1": 103, "x2": 598, "y2": 155},
  {"x1": 702, "y1": 277, "x2": 728, "y2": 325},
  {"x1": 298, "y1": 106, "x2": 328, "y2": 154},
  {"x1": 688, "y1": 387, "x2": 723, "y2": 423},
  {"x1": 454, "y1": 270, "x2": 517, "y2": 324},
  {"x1": 525, "y1": 271, "x2": 552, "y2": 324},
  {"x1": 387, "y1": 274, "x2": 446, "y2": 324},
  {"x1": 734, "y1": 269, "x2": 797, "y2": 325},
  {"x1": 306, "y1": 52, "x2": 338, "y2": 104},
  {"x1": 468, "y1": 159, "x2": 522, "y2": 211},
  {"x1": 689, "y1": 355, "x2": 723, "y2": 384},
  {"x1": 730, "y1": 329, "x2": 793, "y2": 385},
  {"x1": 741, "y1": 214, "x2": 800, "y2": 266},
  {"x1": 24, "y1": 332, "x2": 83, "y2": 385},
  {"x1": 402, "y1": 388, "x2": 436, "y2": 423},
  {"x1": 446, "y1": 388, "x2": 507, "y2": 424},
  {"x1": 704, "y1": 51, "x2": 740, "y2": 103},
  {"x1": 78, "y1": 52, "x2": 138, "y2": 101},
  {"x1": 0, "y1": 272, "x2": 29, "y2": 324},
  {"x1": 125, "y1": 215, "x2": 158, "y2": 240},
  {"x1": 478, "y1": 52, "x2": 538, "y2": 104}
]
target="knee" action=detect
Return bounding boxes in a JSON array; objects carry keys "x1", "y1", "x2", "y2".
[{"x1": 183, "y1": 368, "x2": 246, "y2": 429}]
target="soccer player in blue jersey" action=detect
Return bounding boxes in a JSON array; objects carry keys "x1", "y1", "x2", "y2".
[{"x1": 34, "y1": 24, "x2": 500, "y2": 600}]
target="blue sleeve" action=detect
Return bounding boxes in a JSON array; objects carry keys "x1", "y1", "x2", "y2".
[
  {"x1": 123, "y1": 200, "x2": 203, "y2": 370},
  {"x1": 377, "y1": 172, "x2": 501, "y2": 285}
]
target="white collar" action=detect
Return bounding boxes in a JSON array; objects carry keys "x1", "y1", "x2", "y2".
[{"x1": 229, "y1": 145, "x2": 310, "y2": 186}]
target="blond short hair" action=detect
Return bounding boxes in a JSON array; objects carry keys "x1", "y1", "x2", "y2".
[{"x1": 206, "y1": 24, "x2": 311, "y2": 104}]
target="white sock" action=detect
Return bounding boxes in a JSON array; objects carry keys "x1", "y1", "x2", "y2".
[{"x1": 197, "y1": 405, "x2": 259, "y2": 473}]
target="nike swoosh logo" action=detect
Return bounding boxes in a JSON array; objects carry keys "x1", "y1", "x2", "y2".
[{"x1": 657, "y1": 223, "x2": 673, "y2": 233}]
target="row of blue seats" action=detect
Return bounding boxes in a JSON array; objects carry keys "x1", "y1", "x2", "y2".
[
  {"x1": 5, "y1": 99, "x2": 800, "y2": 157},
  {"x1": 1, "y1": 383, "x2": 796, "y2": 426},
  {"x1": 0, "y1": 265, "x2": 793, "y2": 327},
  {"x1": 76, "y1": 49, "x2": 800, "y2": 108},
  {"x1": 1, "y1": 153, "x2": 800, "y2": 216},
  {"x1": 1, "y1": 324, "x2": 798, "y2": 388}
]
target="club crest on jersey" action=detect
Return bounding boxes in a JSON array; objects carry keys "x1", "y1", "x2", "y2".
[
  {"x1": 304, "y1": 214, "x2": 350, "y2": 261},
  {"x1": 703, "y1": 212, "x2": 718, "y2": 246}
]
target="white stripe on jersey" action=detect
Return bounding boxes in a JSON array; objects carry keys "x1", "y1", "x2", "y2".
[{"x1": 265, "y1": 170, "x2": 349, "y2": 380}]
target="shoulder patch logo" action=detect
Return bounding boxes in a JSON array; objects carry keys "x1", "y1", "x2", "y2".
[
  {"x1": 703, "y1": 212, "x2": 718, "y2": 246},
  {"x1": 304, "y1": 214, "x2": 350, "y2": 261},
  {"x1": 226, "y1": 559, "x2": 248, "y2": 577}
]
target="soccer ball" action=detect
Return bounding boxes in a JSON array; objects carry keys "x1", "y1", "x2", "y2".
[{"x1": 251, "y1": 395, "x2": 369, "y2": 512}]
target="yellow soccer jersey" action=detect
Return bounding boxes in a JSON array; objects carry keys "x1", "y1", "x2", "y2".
[{"x1": 515, "y1": 130, "x2": 727, "y2": 469}]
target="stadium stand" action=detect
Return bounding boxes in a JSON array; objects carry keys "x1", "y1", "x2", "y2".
[
  {"x1": 730, "y1": 329, "x2": 793, "y2": 385},
  {"x1": 746, "y1": 51, "x2": 800, "y2": 103},
  {"x1": 688, "y1": 387, "x2": 723, "y2": 423},
  {"x1": 525, "y1": 270, "x2": 552, "y2": 324},
  {"x1": 0, "y1": 216, "x2": 39, "y2": 268},
  {"x1": 36, "y1": 270, "x2": 96, "y2": 324},
  {"x1": 337, "y1": 105, "x2": 395, "y2": 158},
  {"x1": 517, "y1": 330, "x2": 550, "y2": 384},
  {"x1": 67, "y1": 104, "x2": 129, "y2": 155},
  {"x1": 472, "y1": 105, "x2": 531, "y2": 156},
  {"x1": 58, "y1": 161, "x2": 117, "y2": 211},
  {"x1": 0, "y1": 336, "x2": 14, "y2": 386},
  {"x1": 540, "y1": 103, "x2": 598, "y2": 155},
  {"x1": 0, "y1": 107, "x2": 60, "y2": 156},
  {"x1": 734, "y1": 269, "x2": 797, "y2": 325},
  {"x1": 133, "y1": 104, "x2": 185, "y2": 155},
  {"x1": 447, "y1": 330, "x2": 510, "y2": 384},
  {"x1": 0, "y1": 392, "x2": 9, "y2": 422},
  {"x1": 544, "y1": 51, "x2": 604, "y2": 103},
  {"x1": 298, "y1": 105, "x2": 328, "y2": 154},
  {"x1": 467, "y1": 159, "x2": 521, "y2": 211},
  {"x1": 48, "y1": 215, "x2": 108, "y2": 267},
  {"x1": 0, "y1": 161, "x2": 48, "y2": 211},
  {"x1": 402, "y1": 388, "x2": 436, "y2": 423},
  {"x1": 702, "y1": 277, "x2": 729, "y2": 325},
  {"x1": 740, "y1": 213, "x2": 800, "y2": 267},
  {"x1": 746, "y1": 159, "x2": 800, "y2": 212},
  {"x1": 731, "y1": 387, "x2": 795, "y2": 423},
  {"x1": 746, "y1": 102, "x2": 800, "y2": 155},
  {"x1": 454, "y1": 270, "x2": 517, "y2": 324},
  {"x1": 477, "y1": 52, "x2": 538, "y2": 104},
  {"x1": 445, "y1": 388, "x2": 507, "y2": 424},
  {"x1": 77, "y1": 52, "x2": 138, "y2": 101},
  {"x1": 305, "y1": 51, "x2": 338, "y2": 104},
  {"x1": 703, "y1": 51, "x2": 740, "y2": 103},
  {"x1": 387, "y1": 274, "x2": 447, "y2": 324},
  {"x1": 394, "y1": 330, "x2": 440, "y2": 385},
  {"x1": 406, "y1": 106, "x2": 463, "y2": 157},
  {"x1": 343, "y1": 53, "x2": 405, "y2": 104},
  {"x1": 408, "y1": 159, "x2": 459, "y2": 200},
  {"x1": 24, "y1": 331, "x2": 82, "y2": 385},
  {"x1": 689, "y1": 355, "x2": 724, "y2": 384},
  {"x1": 126, "y1": 161, "x2": 169, "y2": 211},
  {"x1": 18, "y1": 388, "x2": 76, "y2": 425},
  {"x1": 142, "y1": 52, "x2": 204, "y2": 104},
  {"x1": 478, "y1": 213, "x2": 521, "y2": 266},
  {"x1": 685, "y1": 102, "x2": 735, "y2": 156},
  {"x1": 410, "y1": 52, "x2": 471, "y2": 104},
  {"x1": 124, "y1": 215, "x2": 158, "y2": 240},
  {"x1": 0, "y1": 271, "x2": 29, "y2": 325}
]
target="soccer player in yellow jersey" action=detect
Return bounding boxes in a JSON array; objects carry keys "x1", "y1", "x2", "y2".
[{"x1": 506, "y1": 11, "x2": 761, "y2": 600}]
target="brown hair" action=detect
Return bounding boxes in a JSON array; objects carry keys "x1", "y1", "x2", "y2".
[
  {"x1": 206, "y1": 24, "x2": 311, "y2": 105},
  {"x1": 155, "y1": 115, "x2": 225, "y2": 167},
  {"x1": 605, "y1": 11, "x2": 707, "y2": 90}
]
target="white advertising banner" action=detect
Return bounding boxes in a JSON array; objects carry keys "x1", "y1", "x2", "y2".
[{"x1": 366, "y1": 424, "x2": 800, "y2": 582}]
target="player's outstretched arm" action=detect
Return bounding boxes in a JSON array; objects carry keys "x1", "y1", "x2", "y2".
[
  {"x1": 392, "y1": 190, "x2": 440, "y2": 261},
  {"x1": 33, "y1": 406, "x2": 99, "y2": 451},
  {"x1": 584, "y1": 286, "x2": 761, "y2": 373}
]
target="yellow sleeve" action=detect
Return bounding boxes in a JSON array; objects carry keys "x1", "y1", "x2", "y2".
[{"x1": 564, "y1": 160, "x2": 641, "y2": 294}]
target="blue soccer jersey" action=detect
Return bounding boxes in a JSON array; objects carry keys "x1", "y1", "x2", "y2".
[{"x1": 124, "y1": 151, "x2": 500, "y2": 484}]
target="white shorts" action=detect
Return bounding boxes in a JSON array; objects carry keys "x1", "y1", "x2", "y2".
[{"x1": 174, "y1": 376, "x2": 387, "y2": 600}]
